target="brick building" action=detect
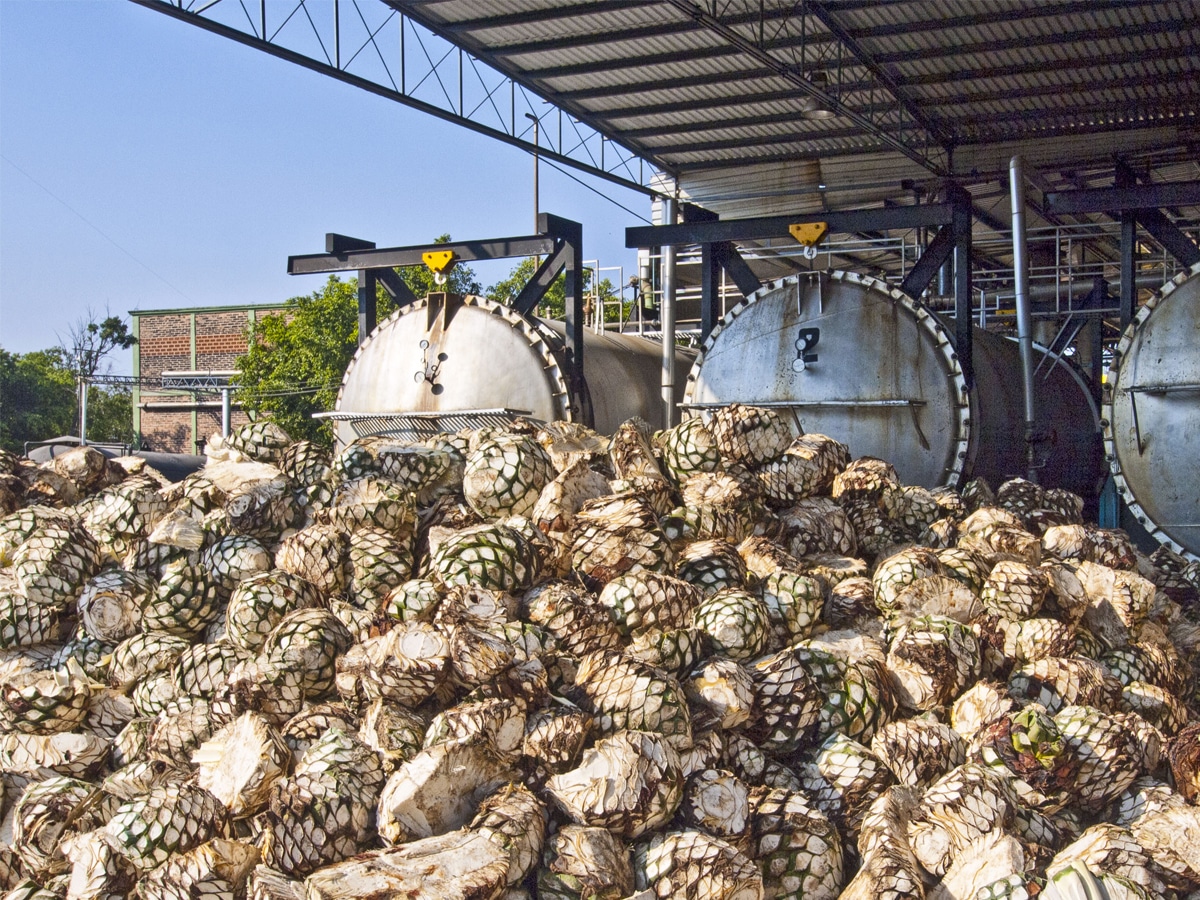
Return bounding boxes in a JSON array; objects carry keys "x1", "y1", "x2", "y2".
[{"x1": 131, "y1": 303, "x2": 286, "y2": 453}]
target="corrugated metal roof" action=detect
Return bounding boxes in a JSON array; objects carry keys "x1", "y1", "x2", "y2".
[
  {"x1": 394, "y1": 1, "x2": 1197, "y2": 188},
  {"x1": 389, "y1": 0, "x2": 1198, "y2": 278}
]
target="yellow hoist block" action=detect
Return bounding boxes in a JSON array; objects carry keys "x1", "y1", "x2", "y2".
[
  {"x1": 422, "y1": 250, "x2": 458, "y2": 274},
  {"x1": 788, "y1": 222, "x2": 829, "y2": 247}
]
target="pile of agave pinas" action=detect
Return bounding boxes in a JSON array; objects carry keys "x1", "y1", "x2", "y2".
[{"x1": 0, "y1": 403, "x2": 1197, "y2": 899}]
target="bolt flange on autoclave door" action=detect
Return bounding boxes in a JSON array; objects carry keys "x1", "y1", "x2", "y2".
[{"x1": 1104, "y1": 262, "x2": 1200, "y2": 559}]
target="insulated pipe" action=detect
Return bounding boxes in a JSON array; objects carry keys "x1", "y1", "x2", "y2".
[
  {"x1": 938, "y1": 260, "x2": 952, "y2": 298},
  {"x1": 923, "y1": 272, "x2": 1164, "y2": 312},
  {"x1": 661, "y1": 197, "x2": 679, "y2": 428},
  {"x1": 1010, "y1": 155, "x2": 1038, "y2": 482}
]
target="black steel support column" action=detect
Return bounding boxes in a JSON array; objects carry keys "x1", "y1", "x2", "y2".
[
  {"x1": 357, "y1": 269, "x2": 377, "y2": 345},
  {"x1": 950, "y1": 188, "x2": 974, "y2": 390},
  {"x1": 1119, "y1": 217, "x2": 1137, "y2": 329},
  {"x1": 508, "y1": 213, "x2": 589, "y2": 425},
  {"x1": 1089, "y1": 277, "x2": 1107, "y2": 405},
  {"x1": 552, "y1": 213, "x2": 587, "y2": 425},
  {"x1": 327, "y1": 234, "x2": 389, "y2": 340},
  {"x1": 684, "y1": 204, "x2": 722, "y2": 340},
  {"x1": 1117, "y1": 166, "x2": 1139, "y2": 329},
  {"x1": 700, "y1": 245, "x2": 720, "y2": 340}
]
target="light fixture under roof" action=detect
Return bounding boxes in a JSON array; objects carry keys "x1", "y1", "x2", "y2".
[
  {"x1": 804, "y1": 104, "x2": 838, "y2": 120},
  {"x1": 801, "y1": 71, "x2": 838, "y2": 119}
]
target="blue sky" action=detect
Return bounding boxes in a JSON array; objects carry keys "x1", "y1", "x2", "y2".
[{"x1": 0, "y1": 0, "x2": 649, "y2": 372}]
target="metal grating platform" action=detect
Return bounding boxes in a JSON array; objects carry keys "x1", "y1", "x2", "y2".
[{"x1": 312, "y1": 408, "x2": 535, "y2": 440}]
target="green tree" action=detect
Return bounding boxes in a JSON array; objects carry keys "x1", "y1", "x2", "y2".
[
  {"x1": 0, "y1": 347, "x2": 135, "y2": 453},
  {"x1": 51, "y1": 308, "x2": 139, "y2": 449},
  {"x1": 235, "y1": 277, "x2": 361, "y2": 445},
  {"x1": 486, "y1": 257, "x2": 624, "y2": 322},
  {"x1": 61, "y1": 309, "x2": 137, "y2": 381},
  {"x1": 0, "y1": 347, "x2": 78, "y2": 453},
  {"x1": 86, "y1": 385, "x2": 135, "y2": 446},
  {"x1": 235, "y1": 238, "x2": 480, "y2": 445}
]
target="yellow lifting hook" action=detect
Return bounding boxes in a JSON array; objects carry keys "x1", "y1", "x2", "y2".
[
  {"x1": 789, "y1": 222, "x2": 829, "y2": 260},
  {"x1": 422, "y1": 250, "x2": 458, "y2": 285}
]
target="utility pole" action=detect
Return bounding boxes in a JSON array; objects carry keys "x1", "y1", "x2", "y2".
[
  {"x1": 525, "y1": 112, "x2": 540, "y2": 267},
  {"x1": 220, "y1": 387, "x2": 232, "y2": 438},
  {"x1": 76, "y1": 353, "x2": 88, "y2": 446}
]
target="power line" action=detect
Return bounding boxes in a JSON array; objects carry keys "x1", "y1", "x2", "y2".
[
  {"x1": 537, "y1": 153, "x2": 654, "y2": 225},
  {"x1": 0, "y1": 153, "x2": 196, "y2": 304}
]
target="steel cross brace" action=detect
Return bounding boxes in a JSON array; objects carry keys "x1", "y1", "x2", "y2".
[
  {"x1": 1044, "y1": 170, "x2": 1200, "y2": 327},
  {"x1": 1038, "y1": 276, "x2": 1108, "y2": 403},
  {"x1": 289, "y1": 214, "x2": 588, "y2": 424},
  {"x1": 512, "y1": 214, "x2": 587, "y2": 425},
  {"x1": 879, "y1": 186, "x2": 975, "y2": 389}
]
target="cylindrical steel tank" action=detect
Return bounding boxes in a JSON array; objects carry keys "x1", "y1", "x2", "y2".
[
  {"x1": 132, "y1": 452, "x2": 207, "y2": 483},
  {"x1": 333, "y1": 293, "x2": 694, "y2": 445},
  {"x1": 684, "y1": 271, "x2": 1101, "y2": 496},
  {"x1": 25, "y1": 445, "x2": 205, "y2": 483},
  {"x1": 1103, "y1": 263, "x2": 1200, "y2": 559}
]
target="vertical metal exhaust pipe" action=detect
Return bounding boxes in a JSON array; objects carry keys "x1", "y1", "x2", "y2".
[
  {"x1": 221, "y1": 387, "x2": 232, "y2": 438},
  {"x1": 661, "y1": 196, "x2": 679, "y2": 428},
  {"x1": 1009, "y1": 155, "x2": 1038, "y2": 482}
]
